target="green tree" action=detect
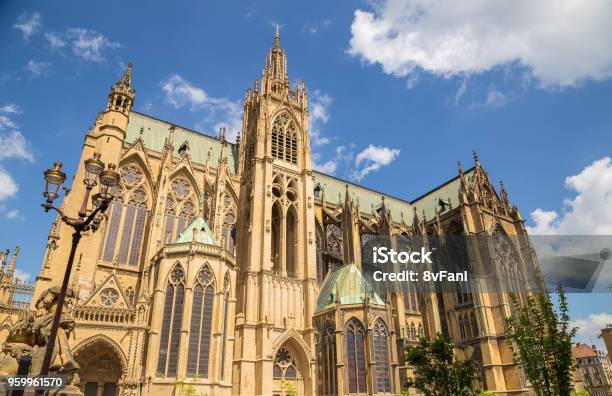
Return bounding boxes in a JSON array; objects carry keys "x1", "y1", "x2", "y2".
[
  {"x1": 282, "y1": 381, "x2": 297, "y2": 396},
  {"x1": 505, "y1": 285, "x2": 577, "y2": 396},
  {"x1": 404, "y1": 333, "x2": 478, "y2": 396}
]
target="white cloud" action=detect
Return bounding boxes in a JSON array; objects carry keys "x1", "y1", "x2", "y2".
[
  {"x1": 0, "y1": 130, "x2": 34, "y2": 162},
  {"x1": 25, "y1": 60, "x2": 51, "y2": 78},
  {"x1": 309, "y1": 90, "x2": 333, "y2": 146},
  {"x1": 65, "y1": 28, "x2": 121, "y2": 62},
  {"x1": 314, "y1": 160, "x2": 338, "y2": 174},
  {"x1": 348, "y1": 0, "x2": 612, "y2": 88},
  {"x1": 43, "y1": 29, "x2": 120, "y2": 62},
  {"x1": 527, "y1": 157, "x2": 612, "y2": 235},
  {"x1": 5, "y1": 209, "x2": 21, "y2": 220},
  {"x1": 161, "y1": 74, "x2": 242, "y2": 141},
  {"x1": 0, "y1": 168, "x2": 18, "y2": 201},
  {"x1": 13, "y1": 269, "x2": 31, "y2": 282},
  {"x1": 570, "y1": 313, "x2": 612, "y2": 346},
  {"x1": 0, "y1": 104, "x2": 34, "y2": 202},
  {"x1": 45, "y1": 32, "x2": 66, "y2": 49},
  {"x1": 0, "y1": 104, "x2": 22, "y2": 114},
  {"x1": 14, "y1": 12, "x2": 42, "y2": 41},
  {"x1": 351, "y1": 144, "x2": 400, "y2": 181}
]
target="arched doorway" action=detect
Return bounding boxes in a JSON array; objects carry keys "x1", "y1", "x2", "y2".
[{"x1": 74, "y1": 336, "x2": 125, "y2": 396}]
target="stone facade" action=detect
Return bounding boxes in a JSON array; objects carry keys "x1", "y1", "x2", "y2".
[
  {"x1": 572, "y1": 343, "x2": 612, "y2": 396},
  {"x1": 0, "y1": 31, "x2": 546, "y2": 395}
]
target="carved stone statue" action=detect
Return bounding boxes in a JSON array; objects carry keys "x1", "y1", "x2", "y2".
[{"x1": 0, "y1": 286, "x2": 82, "y2": 395}]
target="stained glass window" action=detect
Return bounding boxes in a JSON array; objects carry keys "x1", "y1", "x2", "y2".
[
  {"x1": 117, "y1": 203, "x2": 136, "y2": 264},
  {"x1": 129, "y1": 205, "x2": 147, "y2": 266},
  {"x1": 120, "y1": 165, "x2": 142, "y2": 186},
  {"x1": 373, "y1": 320, "x2": 392, "y2": 392},
  {"x1": 188, "y1": 267, "x2": 215, "y2": 378},
  {"x1": 171, "y1": 178, "x2": 190, "y2": 198},
  {"x1": 273, "y1": 346, "x2": 299, "y2": 383},
  {"x1": 326, "y1": 223, "x2": 343, "y2": 260},
  {"x1": 318, "y1": 322, "x2": 337, "y2": 396},
  {"x1": 102, "y1": 201, "x2": 123, "y2": 261},
  {"x1": 345, "y1": 318, "x2": 367, "y2": 393},
  {"x1": 100, "y1": 288, "x2": 119, "y2": 307},
  {"x1": 157, "y1": 266, "x2": 185, "y2": 377}
]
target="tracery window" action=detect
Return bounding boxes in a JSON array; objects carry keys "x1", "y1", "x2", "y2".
[
  {"x1": 273, "y1": 346, "x2": 300, "y2": 383},
  {"x1": 157, "y1": 266, "x2": 185, "y2": 377},
  {"x1": 318, "y1": 322, "x2": 337, "y2": 396},
  {"x1": 101, "y1": 200, "x2": 124, "y2": 261},
  {"x1": 373, "y1": 320, "x2": 392, "y2": 392},
  {"x1": 491, "y1": 228, "x2": 525, "y2": 302},
  {"x1": 326, "y1": 223, "x2": 343, "y2": 260},
  {"x1": 164, "y1": 176, "x2": 198, "y2": 244},
  {"x1": 271, "y1": 112, "x2": 298, "y2": 164},
  {"x1": 171, "y1": 178, "x2": 190, "y2": 198},
  {"x1": 120, "y1": 165, "x2": 142, "y2": 187},
  {"x1": 345, "y1": 317, "x2": 367, "y2": 393},
  {"x1": 101, "y1": 163, "x2": 149, "y2": 267},
  {"x1": 222, "y1": 211, "x2": 236, "y2": 253},
  {"x1": 100, "y1": 288, "x2": 119, "y2": 307},
  {"x1": 316, "y1": 227, "x2": 324, "y2": 284},
  {"x1": 187, "y1": 266, "x2": 215, "y2": 378}
]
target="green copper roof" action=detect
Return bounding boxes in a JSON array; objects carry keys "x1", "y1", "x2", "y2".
[
  {"x1": 173, "y1": 216, "x2": 218, "y2": 246},
  {"x1": 125, "y1": 112, "x2": 238, "y2": 173},
  {"x1": 316, "y1": 263, "x2": 385, "y2": 312},
  {"x1": 126, "y1": 111, "x2": 472, "y2": 224},
  {"x1": 312, "y1": 168, "x2": 474, "y2": 223}
]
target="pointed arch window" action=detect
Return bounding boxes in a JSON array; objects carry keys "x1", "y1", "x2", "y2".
[
  {"x1": 491, "y1": 228, "x2": 526, "y2": 302},
  {"x1": 187, "y1": 266, "x2": 215, "y2": 378},
  {"x1": 222, "y1": 211, "x2": 236, "y2": 253},
  {"x1": 373, "y1": 320, "x2": 392, "y2": 392},
  {"x1": 345, "y1": 317, "x2": 367, "y2": 393},
  {"x1": 101, "y1": 165, "x2": 149, "y2": 266},
  {"x1": 157, "y1": 266, "x2": 185, "y2": 377},
  {"x1": 271, "y1": 112, "x2": 298, "y2": 164},
  {"x1": 101, "y1": 200, "x2": 124, "y2": 261},
  {"x1": 286, "y1": 206, "x2": 297, "y2": 278},
  {"x1": 318, "y1": 322, "x2": 337, "y2": 396},
  {"x1": 470, "y1": 312, "x2": 479, "y2": 337},
  {"x1": 326, "y1": 223, "x2": 343, "y2": 261},
  {"x1": 315, "y1": 226, "x2": 324, "y2": 283}
]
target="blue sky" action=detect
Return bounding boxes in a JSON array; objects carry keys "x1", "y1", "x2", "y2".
[{"x1": 1, "y1": 1, "x2": 611, "y2": 347}]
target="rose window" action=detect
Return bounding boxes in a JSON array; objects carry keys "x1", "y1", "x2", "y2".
[
  {"x1": 171, "y1": 178, "x2": 190, "y2": 198},
  {"x1": 197, "y1": 268, "x2": 214, "y2": 285},
  {"x1": 133, "y1": 189, "x2": 147, "y2": 203},
  {"x1": 170, "y1": 268, "x2": 185, "y2": 284},
  {"x1": 121, "y1": 165, "x2": 143, "y2": 186},
  {"x1": 100, "y1": 288, "x2": 119, "y2": 307}
]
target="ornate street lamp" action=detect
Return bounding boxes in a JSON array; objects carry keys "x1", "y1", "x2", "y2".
[{"x1": 37, "y1": 153, "x2": 119, "y2": 389}]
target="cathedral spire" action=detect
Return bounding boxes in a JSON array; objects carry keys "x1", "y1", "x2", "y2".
[
  {"x1": 261, "y1": 28, "x2": 289, "y2": 95},
  {"x1": 106, "y1": 62, "x2": 135, "y2": 115}
]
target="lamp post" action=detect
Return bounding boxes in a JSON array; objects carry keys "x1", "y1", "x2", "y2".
[{"x1": 37, "y1": 153, "x2": 119, "y2": 391}]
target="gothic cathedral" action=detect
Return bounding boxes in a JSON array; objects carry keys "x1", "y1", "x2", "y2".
[{"x1": 0, "y1": 31, "x2": 544, "y2": 396}]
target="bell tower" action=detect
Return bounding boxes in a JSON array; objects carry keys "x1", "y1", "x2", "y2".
[{"x1": 233, "y1": 30, "x2": 318, "y2": 395}]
